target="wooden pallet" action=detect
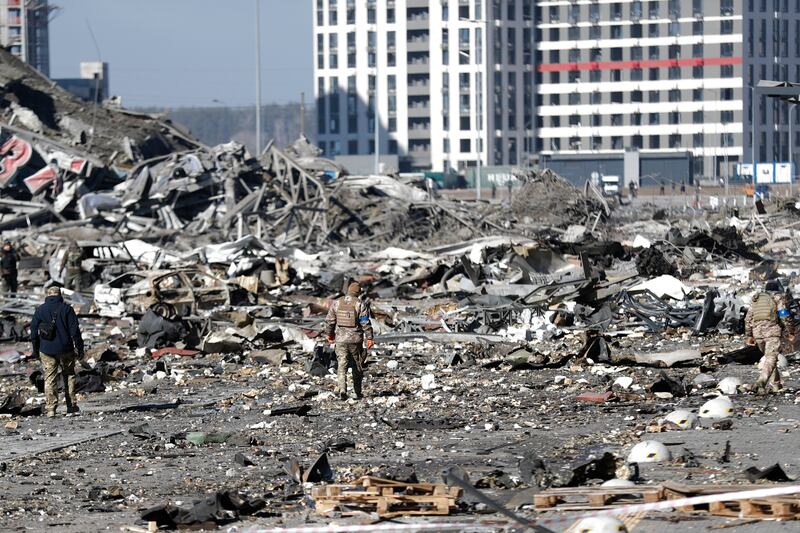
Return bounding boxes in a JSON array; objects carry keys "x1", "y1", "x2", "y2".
[
  {"x1": 534, "y1": 485, "x2": 663, "y2": 510},
  {"x1": 311, "y1": 476, "x2": 462, "y2": 518},
  {"x1": 662, "y1": 482, "x2": 800, "y2": 519}
]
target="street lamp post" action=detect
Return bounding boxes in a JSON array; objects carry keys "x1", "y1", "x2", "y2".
[
  {"x1": 374, "y1": 40, "x2": 380, "y2": 175},
  {"x1": 790, "y1": 103, "x2": 796, "y2": 197},
  {"x1": 750, "y1": 85, "x2": 757, "y2": 204},
  {"x1": 465, "y1": 18, "x2": 488, "y2": 202},
  {"x1": 255, "y1": 0, "x2": 262, "y2": 155}
]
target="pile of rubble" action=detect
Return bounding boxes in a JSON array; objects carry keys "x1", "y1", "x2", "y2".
[{"x1": 3, "y1": 47, "x2": 800, "y2": 532}]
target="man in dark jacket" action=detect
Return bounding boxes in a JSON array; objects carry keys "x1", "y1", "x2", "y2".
[
  {"x1": 30, "y1": 286, "x2": 85, "y2": 417},
  {"x1": 0, "y1": 241, "x2": 18, "y2": 293}
]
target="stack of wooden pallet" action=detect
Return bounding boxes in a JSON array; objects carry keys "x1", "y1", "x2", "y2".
[
  {"x1": 534, "y1": 485, "x2": 663, "y2": 510},
  {"x1": 534, "y1": 481, "x2": 800, "y2": 521},
  {"x1": 663, "y1": 481, "x2": 800, "y2": 520},
  {"x1": 311, "y1": 476, "x2": 462, "y2": 517}
]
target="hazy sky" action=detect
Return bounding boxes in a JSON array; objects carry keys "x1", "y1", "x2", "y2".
[{"x1": 49, "y1": 0, "x2": 313, "y2": 108}]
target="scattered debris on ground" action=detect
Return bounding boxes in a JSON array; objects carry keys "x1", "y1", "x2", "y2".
[{"x1": 3, "y1": 46, "x2": 800, "y2": 533}]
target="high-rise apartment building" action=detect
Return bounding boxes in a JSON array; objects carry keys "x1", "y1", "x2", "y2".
[
  {"x1": 313, "y1": 0, "x2": 533, "y2": 173},
  {"x1": 535, "y1": 0, "x2": 742, "y2": 180},
  {"x1": 0, "y1": 0, "x2": 50, "y2": 76},
  {"x1": 314, "y1": 1, "x2": 800, "y2": 183},
  {"x1": 744, "y1": 0, "x2": 800, "y2": 170}
]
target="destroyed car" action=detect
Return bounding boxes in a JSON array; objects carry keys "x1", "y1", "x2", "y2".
[{"x1": 94, "y1": 268, "x2": 233, "y2": 318}]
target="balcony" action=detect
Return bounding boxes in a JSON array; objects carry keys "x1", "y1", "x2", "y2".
[
  {"x1": 408, "y1": 82, "x2": 430, "y2": 96},
  {"x1": 407, "y1": 36, "x2": 429, "y2": 52}
]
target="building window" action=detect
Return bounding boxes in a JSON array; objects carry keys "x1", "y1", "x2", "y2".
[
  {"x1": 347, "y1": 0, "x2": 355, "y2": 23},
  {"x1": 649, "y1": 113, "x2": 660, "y2": 125},
  {"x1": 387, "y1": 7, "x2": 395, "y2": 22},
  {"x1": 669, "y1": 134, "x2": 681, "y2": 148},
  {"x1": 348, "y1": 140, "x2": 358, "y2": 154},
  {"x1": 693, "y1": 133, "x2": 704, "y2": 148},
  {"x1": 650, "y1": 136, "x2": 660, "y2": 149},
  {"x1": 721, "y1": 43, "x2": 734, "y2": 57},
  {"x1": 507, "y1": 28, "x2": 516, "y2": 64},
  {"x1": 589, "y1": 70, "x2": 601, "y2": 82},
  {"x1": 460, "y1": 139, "x2": 471, "y2": 152},
  {"x1": 329, "y1": 0, "x2": 338, "y2": 24},
  {"x1": 329, "y1": 34, "x2": 338, "y2": 68},
  {"x1": 669, "y1": 111, "x2": 679, "y2": 124},
  {"x1": 632, "y1": 90, "x2": 643, "y2": 102},
  {"x1": 721, "y1": 19, "x2": 733, "y2": 35},
  {"x1": 649, "y1": 68, "x2": 659, "y2": 81}
]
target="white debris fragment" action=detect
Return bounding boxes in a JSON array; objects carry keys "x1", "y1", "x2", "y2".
[{"x1": 420, "y1": 374, "x2": 437, "y2": 390}]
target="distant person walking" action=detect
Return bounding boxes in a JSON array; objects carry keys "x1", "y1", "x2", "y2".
[
  {"x1": 0, "y1": 241, "x2": 18, "y2": 294},
  {"x1": 660, "y1": 180, "x2": 666, "y2": 195},
  {"x1": 31, "y1": 286, "x2": 85, "y2": 417},
  {"x1": 325, "y1": 282, "x2": 373, "y2": 400}
]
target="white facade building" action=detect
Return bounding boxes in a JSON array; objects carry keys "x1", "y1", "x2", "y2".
[{"x1": 313, "y1": 0, "x2": 535, "y2": 173}]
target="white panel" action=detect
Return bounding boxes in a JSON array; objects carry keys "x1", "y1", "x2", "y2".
[
  {"x1": 537, "y1": 16, "x2": 742, "y2": 30},
  {"x1": 536, "y1": 34, "x2": 742, "y2": 51},
  {"x1": 537, "y1": 77, "x2": 743, "y2": 95},
  {"x1": 537, "y1": 100, "x2": 743, "y2": 116},
  {"x1": 537, "y1": 122, "x2": 743, "y2": 138}
]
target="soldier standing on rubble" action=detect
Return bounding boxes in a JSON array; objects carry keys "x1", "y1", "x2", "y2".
[
  {"x1": 31, "y1": 286, "x2": 85, "y2": 417},
  {"x1": 0, "y1": 240, "x2": 18, "y2": 293},
  {"x1": 745, "y1": 280, "x2": 794, "y2": 394},
  {"x1": 325, "y1": 282, "x2": 374, "y2": 400},
  {"x1": 63, "y1": 241, "x2": 82, "y2": 292}
]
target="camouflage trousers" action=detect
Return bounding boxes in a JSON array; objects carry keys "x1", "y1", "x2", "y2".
[
  {"x1": 756, "y1": 337, "x2": 783, "y2": 389},
  {"x1": 335, "y1": 343, "x2": 364, "y2": 397},
  {"x1": 40, "y1": 352, "x2": 77, "y2": 414}
]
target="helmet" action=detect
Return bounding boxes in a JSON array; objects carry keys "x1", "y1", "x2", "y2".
[
  {"x1": 716, "y1": 377, "x2": 742, "y2": 395},
  {"x1": 627, "y1": 440, "x2": 671, "y2": 463},
  {"x1": 664, "y1": 409, "x2": 699, "y2": 430},
  {"x1": 573, "y1": 516, "x2": 629, "y2": 533},
  {"x1": 699, "y1": 396, "x2": 734, "y2": 419}
]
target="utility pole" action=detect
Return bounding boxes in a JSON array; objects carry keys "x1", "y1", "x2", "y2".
[{"x1": 255, "y1": 0, "x2": 263, "y2": 155}]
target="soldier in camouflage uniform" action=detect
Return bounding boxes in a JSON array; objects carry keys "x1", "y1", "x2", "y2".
[
  {"x1": 745, "y1": 281, "x2": 794, "y2": 394},
  {"x1": 325, "y1": 282, "x2": 374, "y2": 400}
]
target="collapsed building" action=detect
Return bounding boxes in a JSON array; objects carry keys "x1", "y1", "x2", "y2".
[{"x1": 2, "y1": 47, "x2": 800, "y2": 532}]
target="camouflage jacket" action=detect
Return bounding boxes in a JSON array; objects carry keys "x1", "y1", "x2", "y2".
[
  {"x1": 745, "y1": 293, "x2": 789, "y2": 339},
  {"x1": 325, "y1": 295, "x2": 373, "y2": 344}
]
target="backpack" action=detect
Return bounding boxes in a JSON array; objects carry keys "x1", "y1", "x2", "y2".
[
  {"x1": 38, "y1": 306, "x2": 61, "y2": 341},
  {"x1": 751, "y1": 292, "x2": 777, "y2": 322}
]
